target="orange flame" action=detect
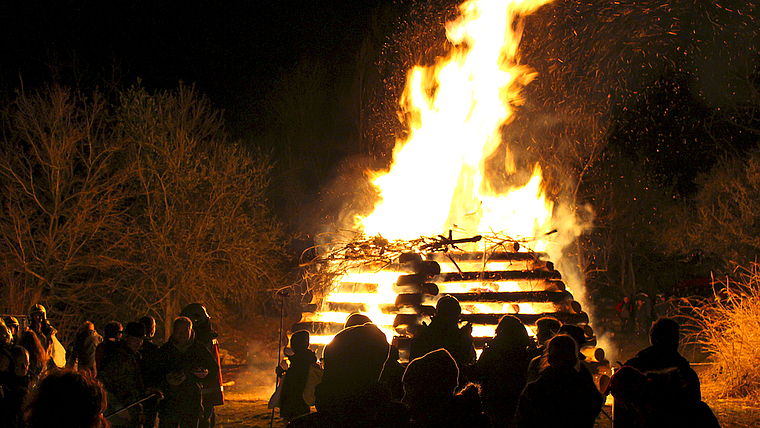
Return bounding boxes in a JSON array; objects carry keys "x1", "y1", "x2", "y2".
[{"x1": 360, "y1": 0, "x2": 554, "y2": 245}]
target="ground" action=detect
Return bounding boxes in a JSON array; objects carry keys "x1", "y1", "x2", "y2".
[{"x1": 211, "y1": 318, "x2": 760, "y2": 428}]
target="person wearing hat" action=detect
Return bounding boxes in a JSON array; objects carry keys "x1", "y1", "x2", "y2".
[
  {"x1": 409, "y1": 295, "x2": 476, "y2": 384},
  {"x1": 4, "y1": 316, "x2": 20, "y2": 346},
  {"x1": 97, "y1": 322, "x2": 148, "y2": 428},
  {"x1": 277, "y1": 330, "x2": 318, "y2": 421},
  {"x1": 180, "y1": 303, "x2": 223, "y2": 428}
]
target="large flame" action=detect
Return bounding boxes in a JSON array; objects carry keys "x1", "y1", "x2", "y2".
[
  {"x1": 360, "y1": 0, "x2": 554, "y2": 244},
  {"x1": 307, "y1": 0, "x2": 559, "y2": 349}
]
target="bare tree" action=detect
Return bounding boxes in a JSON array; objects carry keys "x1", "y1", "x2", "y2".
[{"x1": 0, "y1": 86, "x2": 132, "y2": 334}]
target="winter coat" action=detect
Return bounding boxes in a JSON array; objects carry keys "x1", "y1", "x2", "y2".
[
  {"x1": 475, "y1": 338, "x2": 536, "y2": 427},
  {"x1": 279, "y1": 348, "x2": 317, "y2": 421},
  {"x1": 514, "y1": 365, "x2": 603, "y2": 428},
  {"x1": 410, "y1": 317, "x2": 476, "y2": 376},
  {"x1": 156, "y1": 336, "x2": 216, "y2": 414}
]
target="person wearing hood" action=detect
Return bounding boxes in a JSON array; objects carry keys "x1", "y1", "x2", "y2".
[
  {"x1": 403, "y1": 348, "x2": 490, "y2": 428},
  {"x1": 277, "y1": 330, "x2": 318, "y2": 421},
  {"x1": 288, "y1": 323, "x2": 410, "y2": 428},
  {"x1": 157, "y1": 316, "x2": 216, "y2": 428},
  {"x1": 66, "y1": 321, "x2": 102, "y2": 376},
  {"x1": 180, "y1": 303, "x2": 223, "y2": 428},
  {"x1": 474, "y1": 315, "x2": 538, "y2": 428},
  {"x1": 514, "y1": 334, "x2": 603, "y2": 428}
]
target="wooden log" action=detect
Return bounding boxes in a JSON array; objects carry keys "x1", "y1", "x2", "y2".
[
  {"x1": 571, "y1": 301, "x2": 582, "y2": 314},
  {"x1": 291, "y1": 321, "x2": 345, "y2": 336},
  {"x1": 332, "y1": 282, "x2": 379, "y2": 294},
  {"x1": 581, "y1": 346, "x2": 605, "y2": 363},
  {"x1": 396, "y1": 270, "x2": 561, "y2": 287},
  {"x1": 584, "y1": 324, "x2": 594, "y2": 338},
  {"x1": 425, "y1": 252, "x2": 548, "y2": 263},
  {"x1": 446, "y1": 291, "x2": 573, "y2": 304},
  {"x1": 437, "y1": 270, "x2": 562, "y2": 283},
  {"x1": 391, "y1": 282, "x2": 439, "y2": 295},
  {"x1": 459, "y1": 311, "x2": 589, "y2": 326},
  {"x1": 545, "y1": 280, "x2": 566, "y2": 292}
]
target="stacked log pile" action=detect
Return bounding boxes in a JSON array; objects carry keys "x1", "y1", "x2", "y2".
[{"x1": 294, "y1": 249, "x2": 610, "y2": 389}]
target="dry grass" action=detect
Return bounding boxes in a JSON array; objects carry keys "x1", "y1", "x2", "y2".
[{"x1": 682, "y1": 266, "x2": 760, "y2": 400}]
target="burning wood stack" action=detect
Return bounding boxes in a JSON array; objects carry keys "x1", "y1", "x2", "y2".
[{"x1": 294, "y1": 234, "x2": 611, "y2": 389}]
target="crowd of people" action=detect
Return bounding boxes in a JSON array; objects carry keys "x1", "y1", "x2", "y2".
[
  {"x1": 0, "y1": 292, "x2": 717, "y2": 428},
  {"x1": 274, "y1": 294, "x2": 718, "y2": 428},
  {"x1": 0, "y1": 303, "x2": 223, "y2": 428}
]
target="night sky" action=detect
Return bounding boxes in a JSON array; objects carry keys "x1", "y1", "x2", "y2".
[
  {"x1": 0, "y1": 0, "x2": 392, "y2": 134},
  {"x1": 2, "y1": 0, "x2": 759, "y2": 202}
]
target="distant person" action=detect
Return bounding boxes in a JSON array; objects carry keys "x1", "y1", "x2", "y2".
[
  {"x1": 277, "y1": 330, "x2": 318, "y2": 421},
  {"x1": 98, "y1": 322, "x2": 148, "y2": 428},
  {"x1": 139, "y1": 315, "x2": 162, "y2": 428},
  {"x1": 514, "y1": 334, "x2": 603, "y2": 428},
  {"x1": 0, "y1": 318, "x2": 12, "y2": 372},
  {"x1": 474, "y1": 315, "x2": 537, "y2": 427},
  {"x1": 607, "y1": 317, "x2": 718, "y2": 428},
  {"x1": 525, "y1": 316, "x2": 562, "y2": 383},
  {"x1": 4, "y1": 316, "x2": 20, "y2": 345},
  {"x1": 95, "y1": 321, "x2": 123, "y2": 370},
  {"x1": 24, "y1": 369, "x2": 108, "y2": 428},
  {"x1": 28, "y1": 304, "x2": 64, "y2": 368},
  {"x1": 616, "y1": 296, "x2": 633, "y2": 334},
  {"x1": 288, "y1": 323, "x2": 411, "y2": 428},
  {"x1": 410, "y1": 295, "x2": 476, "y2": 384},
  {"x1": 66, "y1": 321, "x2": 102, "y2": 376},
  {"x1": 403, "y1": 348, "x2": 489, "y2": 428},
  {"x1": 633, "y1": 296, "x2": 651, "y2": 337},
  {"x1": 180, "y1": 303, "x2": 224, "y2": 428},
  {"x1": 157, "y1": 316, "x2": 216, "y2": 428}
]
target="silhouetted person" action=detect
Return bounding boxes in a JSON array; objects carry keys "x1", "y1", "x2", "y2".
[
  {"x1": 475, "y1": 315, "x2": 537, "y2": 428},
  {"x1": 181, "y1": 303, "x2": 224, "y2": 428},
  {"x1": 616, "y1": 296, "x2": 633, "y2": 334},
  {"x1": 98, "y1": 322, "x2": 147, "y2": 428},
  {"x1": 277, "y1": 330, "x2": 318, "y2": 421},
  {"x1": 379, "y1": 344, "x2": 405, "y2": 401},
  {"x1": 0, "y1": 346, "x2": 32, "y2": 428},
  {"x1": 608, "y1": 317, "x2": 717, "y2": 428},
  {"x1": 410, "y1": 295, "x2": 476, "y2": 384},
  {"x1": 95, "y1": 320, "x2": 123, "y2": 370},
  {"x1": 157, "y1": 316, "x2": 216, "y2": 428},
  {"x1": 139, "y1": 315, "x2": 162, "y2": 428},
  {"x1": 24, "y1": 369, "x2": 108, "y2": 428},
  {"x1": 514, "y1": 334, "x2": 603, "y2": 428},
  {"x1": 344, "y1": 313, "x2": 372, "y2": 329},
  {"x1": 403, "y1": 348, "x2": 489, "y2": 428},
  {"x1": 66, "y1": 321, "x2": 102, "y2": 376},
  {"x1": 525, "y1": 316, "x2": 561, "y2": 383},
  {"x1": 288, "y1": 323, "x2": 411, "y2": 428}
]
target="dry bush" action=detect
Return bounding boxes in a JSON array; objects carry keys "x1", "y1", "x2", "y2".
[{"x1": 683, "y1": 266, "x2": 760, "y2": 399}]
